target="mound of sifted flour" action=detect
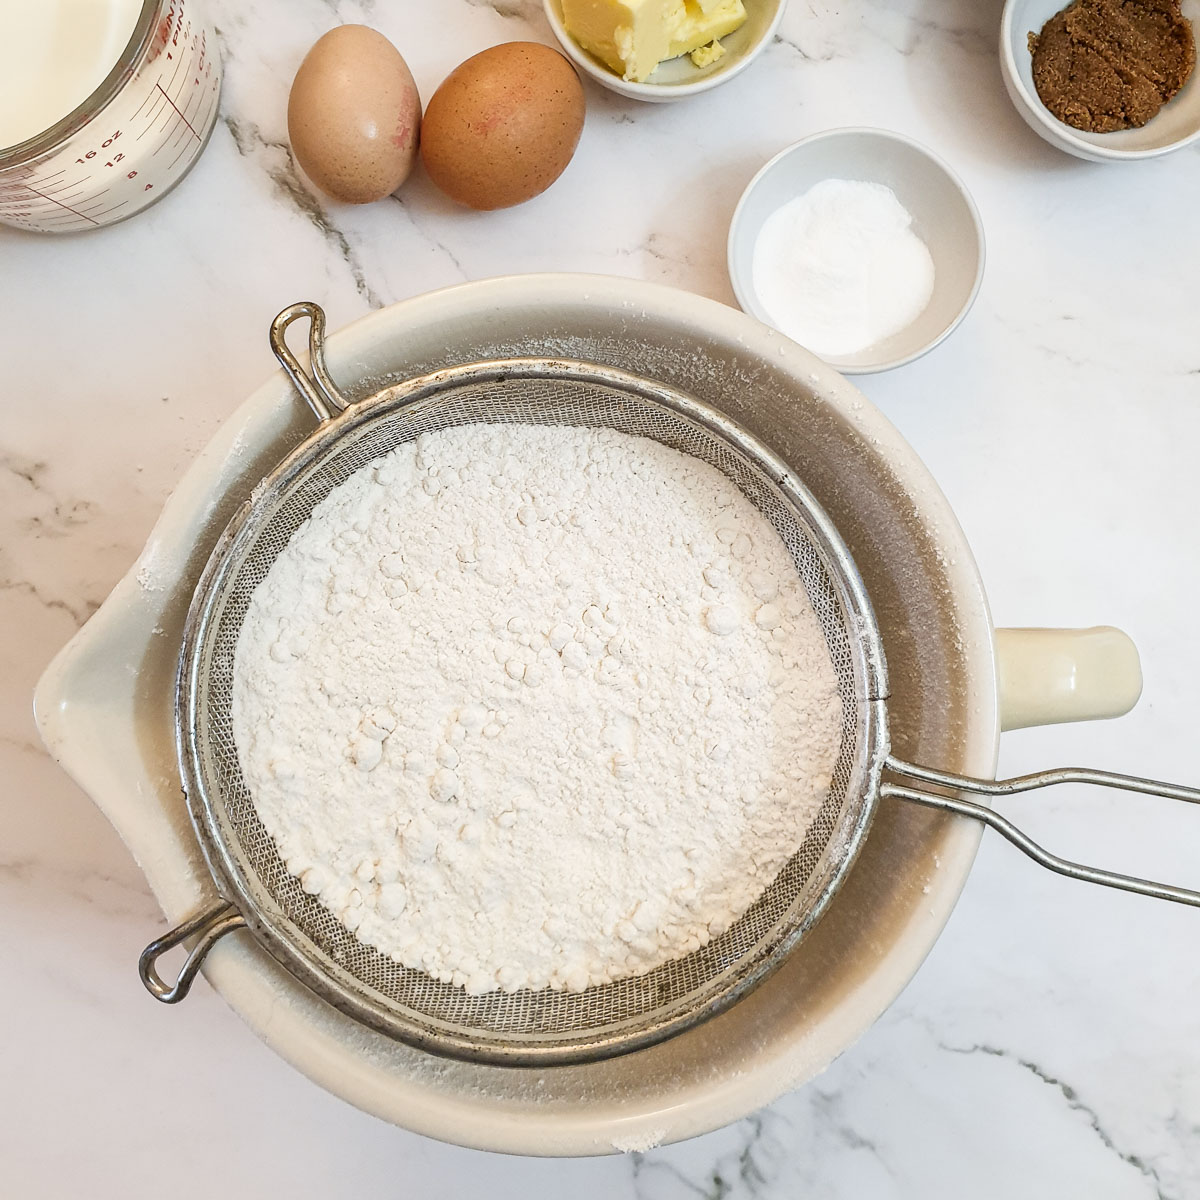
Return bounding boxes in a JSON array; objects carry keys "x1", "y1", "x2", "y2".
[{"x1": 232, "y1": 424, "x2": 843, "y2": 995}]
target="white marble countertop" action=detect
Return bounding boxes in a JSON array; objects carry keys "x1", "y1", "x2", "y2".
[{"x1": 4, "y1": 0, "x2": 1200, "y2": 1194}]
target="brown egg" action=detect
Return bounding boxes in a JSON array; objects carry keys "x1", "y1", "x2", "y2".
[
  {"x1": 421, "y1": 42, "x2": 585, "y2": 210},
  {"x1": 288, "y1": 25, "x2": 421, "y2": 204}
]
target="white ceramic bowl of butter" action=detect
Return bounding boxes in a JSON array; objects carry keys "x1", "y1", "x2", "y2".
[
  {"x1": 728, "y1": 128, "x2": 985, "y2": 374},
  {"x1": 1000, "y1": 0, "x2": 1200, "y2": 161},
  {"x1": 543, "y1": 0, "x2": 786, "y2": 101}
]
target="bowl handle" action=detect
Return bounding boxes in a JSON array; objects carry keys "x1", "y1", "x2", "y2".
[{"x1": 995, "y1": 626, "x2": 1142, "y2": 731}]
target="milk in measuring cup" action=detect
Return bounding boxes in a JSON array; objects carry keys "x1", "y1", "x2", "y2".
[
  {"x1": 0, "y1": 0, "x2": 144, "y2": 150},
  {"x1": 0, "y1": 0, "x2": 221, "y2": 232}
]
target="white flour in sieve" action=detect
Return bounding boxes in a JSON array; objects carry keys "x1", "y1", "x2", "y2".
[{"x1": 232, "y1": 424, "x2": 843, "y2": 995}]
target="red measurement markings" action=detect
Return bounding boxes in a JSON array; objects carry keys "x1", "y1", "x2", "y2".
[
  {"x1": 58, "y1": 186, "x2": 107, "y2": 207},
  {"x1": 25, "y1": 169, "x2": 67, "y2": 187},
  {"x1": 17, "y1": 183, "x2": 99, "y2": 226},
  {"x1": 166, "y1": 78, "x2": 212, "y2": 166},
  {"x1": 138, "y1": 94, "x2": 168, "y2": 140},
  {"x1": 168, "y1": 130, "x2": 195, "y2": 169},
  {"x1": 130, "y1": 86, "x2": 158, "y2": 123},
  {"x1": 139, "y1": 50, "x2": 186, "y2": 142},
  {"x1": 74, "y1": 187, "x2": 115, "y2": 213},
  {"x1": 154, "y1": 81, "x2": 200, "y2": 140},
  {"x1": 30, "y1": 172, "x2": 86, "y2": 191},
  {"x1": 159, "y1": 75, "x2": 209, "y2": 161},
  {"x1": 195, "y1": 83, "x2": 219, "y2": 132},
  {"x1": 158, "y1": 49, "x2": 188, "y2": 110},
  {"x1": 40, "y1": 173, "x2": 92, "y2": 195},
  {"x1": 32, "y1": 180, "x2": 90, "y2": 201},
  {"x1": 87, "y1": 200, "x2": 129, "y2": 221},
  {"x1": 147, "y1": 9, "x2": 172, "y2": 61},
  {"x1": 166, "y1": 90, "x2": 215, "y2": 167},
  {"x1": 156, "y1": 114, "x2": 191, "y2": 159}
]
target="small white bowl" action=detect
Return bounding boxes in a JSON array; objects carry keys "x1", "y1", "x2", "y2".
[
  {"x1": 543, "y1": 0, "x2": 786, "y2": 102},
  {"x1": 1000, "y1": 0, "x2": 1200, "y2": 161},
  {"x1": 728, "y1": 128, "x2": 985, "y2": 375}
]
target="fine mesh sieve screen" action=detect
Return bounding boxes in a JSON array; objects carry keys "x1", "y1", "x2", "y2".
[{"x1": 183, "y1": 363, "x2": 880, "y2": 1064}]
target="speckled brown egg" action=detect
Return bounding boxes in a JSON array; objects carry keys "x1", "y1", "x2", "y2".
[
  {"x1": 420, "y1": 42, "x2": 585, "y2": 210},
  {"x1": 288, "y1": 25, "x2": 421, "y2": 204}
]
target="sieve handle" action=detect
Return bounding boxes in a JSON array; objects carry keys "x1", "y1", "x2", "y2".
[
  {"x1": 139, "y1": 901, "x2": 248, "y2": 1003},
  {"x1": 269, "y1": 301, "x2": 352, "y2": 422},
  {"x1": 883, "y1": 756, "x2": 1200, "y2": 907}
]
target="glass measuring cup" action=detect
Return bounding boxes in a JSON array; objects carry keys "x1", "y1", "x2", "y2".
[{"x1": 0, "y1": 0, "x2": 221, "y2": 233}]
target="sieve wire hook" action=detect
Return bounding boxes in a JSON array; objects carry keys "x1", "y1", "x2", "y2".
[
  {"x1": 139, "y1": 901, "x2": 247, "y2": 1003},
  {"x1": 883, "y1": 756, "x2": 1200, "y2": 908},
  {"x1": 269, "y1": 302, "x2": 352, "y2": 422}
]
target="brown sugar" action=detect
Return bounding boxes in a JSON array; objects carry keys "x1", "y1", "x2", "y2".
[{"x1": 1028, "y1": 0, "x2": 1196, "y2": 132}]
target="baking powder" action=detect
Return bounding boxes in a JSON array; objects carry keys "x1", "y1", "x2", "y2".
[{"x1": 752, "y1": 178, "x2": 935, "y2": 358}]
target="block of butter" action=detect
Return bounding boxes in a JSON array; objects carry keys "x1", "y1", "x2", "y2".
[{"x1": 561, "y1": 0, "x2": 748, "y2": 83}]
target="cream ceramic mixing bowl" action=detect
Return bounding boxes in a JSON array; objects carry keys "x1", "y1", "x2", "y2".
[{"x1": 35, "y1": 274, "x2": 1144, "y2": 1156}]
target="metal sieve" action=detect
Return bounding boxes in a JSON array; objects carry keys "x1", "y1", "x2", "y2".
[{"x1": 140, "y1": 302, "x2": 1200, "y2": 1066}]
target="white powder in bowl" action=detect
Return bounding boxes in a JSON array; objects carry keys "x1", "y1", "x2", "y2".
[
  {"x1": 751, "y1": 178, "x2": 935, "y2": 358},
  {"x1": 232, "y1": 424, "x2": 843, "y2": 996}
]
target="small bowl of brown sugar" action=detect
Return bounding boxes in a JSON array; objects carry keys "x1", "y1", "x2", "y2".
[{"x1": 1000, "y1": 0, "x2": 1200, "y2": 159}]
